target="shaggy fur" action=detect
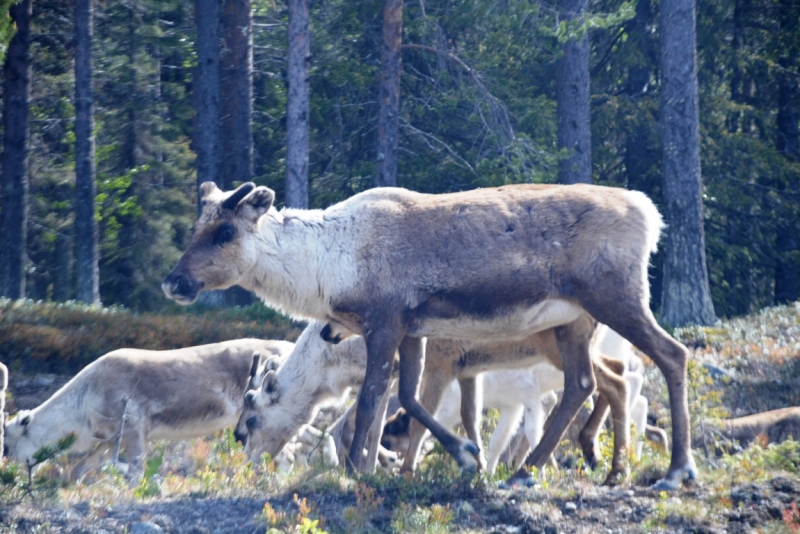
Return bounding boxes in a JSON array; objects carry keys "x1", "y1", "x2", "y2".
[
  {"x1": 4, "y1": 339, "x2": 292, "y2": 482},
  {"x1": 164, "y1": 182, "x2": 694, "y2": 489},
  {"x1": 234, "y1": 322, "x2": 396, "y2": 470}
]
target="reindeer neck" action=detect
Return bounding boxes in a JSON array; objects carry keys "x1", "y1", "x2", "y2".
[{"x1": 247, "y1": 208, "x2": 337, "y2": 321}]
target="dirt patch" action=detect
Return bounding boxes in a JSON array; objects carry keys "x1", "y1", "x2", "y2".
[{"x1": 1, "y1": 475, "x2": 799, "y2": 533}]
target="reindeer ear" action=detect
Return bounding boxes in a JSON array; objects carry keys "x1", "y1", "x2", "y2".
[
  {"x1": 264, "y1": 356, "x2": 280, "y2": 373},
  {"x1": 221, "y1": 182, "x2": 256, "y2": 211},
  {"x1": 199, "y1": 181, "x2": 221, "y2": 201},
  {"x1": 249, "y1": 352, "x2": 262, "y2": 379},
  {"x1": 237, "y1": 186, "x2": 275, "y2": 222},
  {"x1": 262, "y1": 370, "x2": 280, "y2": 403}
]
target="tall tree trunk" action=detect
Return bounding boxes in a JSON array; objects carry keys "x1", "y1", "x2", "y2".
[
  {"x1": 75, "y1": 0, "x2": 100, "y2": 305},
  {"x1": 774, "y1": 0, "x2": 799, "y2": 305},
  {"x1": 220, "y1": 0, "x2": 253, "y2": 189},
  {"x1": 285, "y1": 0, "x2": 310, "y2": 208},
  {"x1": 219, "y1": 0, "x2": 253, "y2": 307},
  {"x1": 659, "y1": 0, "x2": 716, "y2": 326},
  {"x1": 624, "y1": 0, "x2": 656, "y2": 193},
  {"x1": 53, "y1": 232, "x2": 73, "y2": 302},
  {"x1": 375, "y1": 0, "x2": 403, "y2": 188},
  {"x1": 194, "y1": 0, "x2": 221, "y2": 210},
  {"x1": 556, "y1": 0, "x2": 591, "y2": 185},
  {"x1": 0, "y1": 0, "x2": 32, "y2": 299}
]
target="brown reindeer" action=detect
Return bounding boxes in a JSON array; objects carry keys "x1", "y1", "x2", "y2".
[
  {"x1": 163, "y1": 182, "x2": 695, "y2": 489},
  {"x1": 696, "y1": 407, "x2": 800, "y2": 452}
]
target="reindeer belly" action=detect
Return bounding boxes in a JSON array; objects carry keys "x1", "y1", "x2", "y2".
[
  {"x1": 411, "y1": 299, "x2": 584, "y2": 341},
  {"x1": 148, "y1": 414, "x2": 239, "y2": 441}
]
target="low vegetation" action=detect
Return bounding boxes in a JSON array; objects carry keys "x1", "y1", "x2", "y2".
[
  {"x1": 0, "y1": 299, "x2": 301, "y2": 374},
  {"x1": 0, "y1": 302, "x2": 798, "y2": 532}
]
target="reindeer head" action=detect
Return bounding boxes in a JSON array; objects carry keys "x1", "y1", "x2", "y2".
[
  {"x1": 162, "y1": 181, "x2": 275, "y2": 304},
  {"x1": 4, "y1": 411, "x2": 40, "y2": 466},
  {"x1": 235, "y1": 370, "x2": 294, "y2": 462}
]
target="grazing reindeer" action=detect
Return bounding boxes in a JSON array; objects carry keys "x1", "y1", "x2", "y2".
[
  {"x1": 163, "y1": 182, "x2": 695, "y2": 489},
  {"x1": 237, "y1": 321, "x2": 630, "y2": 484},
  {"x1": 4, "y1": 340, "x2": 291, "y2": 482},
  {"x1": 234, "y1": 322, "x2": 397, "y2": 469}
]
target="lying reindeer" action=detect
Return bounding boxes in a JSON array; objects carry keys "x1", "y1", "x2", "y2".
[
  {"x1": 164, "y1": 181, "x2": 695, "y2": 489},
  {"x1": 4, "y1": 339, "x2": 292, "y2": 482},
  {"x1": 695, "y1": 407, "x2": 800, "y2": 453},
  {"x1": 236, "y1": 322, "x2": 633, "y2": 484}
]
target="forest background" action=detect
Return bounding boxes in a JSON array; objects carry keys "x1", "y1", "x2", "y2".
[{"x1": 0, "y1": 0, "x2": 797, "y2": 322}]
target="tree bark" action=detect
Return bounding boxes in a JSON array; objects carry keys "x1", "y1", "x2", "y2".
[
  {"x1": 219, "y1": 0, "x2": 254, "y2": 307},
  {"x1": 1, "y1": 0, "x2": 32, "y2": 299},
  {"x1": 285, "y1": 0, "x2": 310, "y2": 208},
  {"x1": 556, "y1": 0, "x2": 591, "y2": 185},
  {"x1": 74, "y1": 0, "x2": 100, "y2": 305},
  {"x1": 774, "y1": 0, "x2": 799, "y2": 305},
  {"x1": 375, "y1": 0, "x2": 403, "y2": 188},
  {"x1": 659, "y1": 0, "x2": 716, "y2": 326},
  {"x1": 53, "y1": 232, "x2": 73, "y2": 302},
  {"x1": 220, "y1": 0, "x2": 253, "y2": 189},
  {"x1": 194, "y1": 0, "x2": 221, "y2": 211},
  {"x1": 623, "y1": 0, "x2": 657, "y2": 193}
]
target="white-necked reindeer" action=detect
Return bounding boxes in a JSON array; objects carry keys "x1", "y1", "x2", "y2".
[
  {"x1": 233, "y1": 322, "x2": 397, "y2": 469},
  {"x1": 164, "y1": 182, "x2": 695, "y2": 489}
]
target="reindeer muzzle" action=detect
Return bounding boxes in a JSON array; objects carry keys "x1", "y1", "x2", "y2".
[{"x1": 161, "y1": 272, "x2": 204, "y2": 304}]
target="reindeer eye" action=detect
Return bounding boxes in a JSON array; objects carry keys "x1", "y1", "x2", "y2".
[
  {"x1": 213, "y1": 222, "x2": 235, "y2": 246},
  {"x1": 246, "y1": 415, "x2": 259, "y2": 430}
]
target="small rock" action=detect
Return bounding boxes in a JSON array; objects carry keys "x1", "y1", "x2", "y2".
[
  {"x1": 564, "y1": 502, "x2": 577, "y2": 513},
  {"x1": 773, "y1": 476, "x2": 799, "y2": 494},
  {"x1": 151, "y1": 514, "x2": 173, "y2": 530},
  {"x1": 458, "y1": 501, "x2": 475, "y2": 515},
  {"x1": 130, "y1": 521, "x2": 163, "y2": 534}
]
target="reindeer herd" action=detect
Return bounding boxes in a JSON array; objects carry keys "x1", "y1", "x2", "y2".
[{"x1": 3, "y1": 182, "x2": 722, "y2": 490}]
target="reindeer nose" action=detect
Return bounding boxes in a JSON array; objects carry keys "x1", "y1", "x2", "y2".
[
  {"x1": 162, "y1": 272, "x2": 202, "y2": 302},
  {"x1": 234, "y1": 429, "x2": 247, "y2": 445}
]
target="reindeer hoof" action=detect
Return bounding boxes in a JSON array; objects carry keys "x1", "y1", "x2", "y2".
[
  {"x1": 456, "y1": 440, "x2": 481, "y2": 472},
  {"x1": 499, "y1": 476, "x2": 536, "y2": 490},
  {"x1": 602, "y1": 469, "x2": 625, "y2": 487},
  {"x1": 648, "y1": 462, "x2": 697, "y2": 491}
]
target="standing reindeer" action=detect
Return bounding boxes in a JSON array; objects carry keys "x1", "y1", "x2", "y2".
[{"x1": 163, "y1": 182, "x2": 695, "y2": 489}]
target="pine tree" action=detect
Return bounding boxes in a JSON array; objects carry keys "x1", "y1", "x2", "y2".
[
  {"x1": 285, "y1": 0, "x2": 310, "y2": 208},
  {"x1": 556, "y1": 0, "x2": 591, "y2": 185},
  {"x1": 74, "y1": 0, "x2": 100, "y2": 305},
  {"x1": 375, "y1": 0, "x2": 403, "y2": 188},
  {"x1": 1, "y1": 0, "x2": 32, "y2": 299},
  {"x1": 660, "y1": 0, "x2": 716, "y2": 326}
]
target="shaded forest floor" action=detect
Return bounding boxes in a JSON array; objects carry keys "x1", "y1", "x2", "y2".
[{"x1": 0, "y1": 302, "x2": 799, "y2": 533}]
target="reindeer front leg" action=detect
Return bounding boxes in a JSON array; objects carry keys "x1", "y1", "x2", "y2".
[
  {"x1": 398, "y1": 337, "x2": 481, "y2": 471},
  {"x1": 348, "y1": 323, "x2": 405, "y2": 473}
]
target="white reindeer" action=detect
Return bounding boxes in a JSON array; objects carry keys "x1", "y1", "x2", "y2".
[
  {"x1": 237, "y1": 322, "x2": 637, "y2": 484},
  {"x1": 4, "y1": 339, "x2": 292, "y2": 482},
  {"x1": 164, "y1": 182, "x2": 695, "y2": 489}
]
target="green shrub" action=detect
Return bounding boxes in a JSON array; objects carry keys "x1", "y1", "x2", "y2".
[{"x1": 0, "y1": 298, "x2": 302, "y2": 374}]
